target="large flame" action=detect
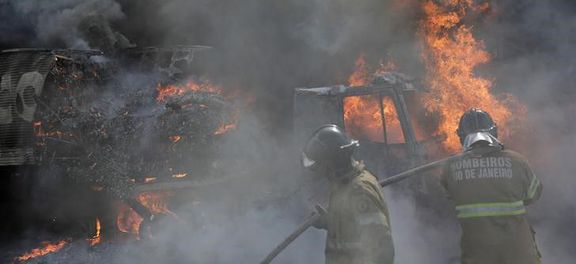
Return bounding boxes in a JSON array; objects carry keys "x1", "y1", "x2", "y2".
[
  {"x1": 343, "y1": 55, "x2": 404, "y2": 143},
  {"x1": 419, "y1": 0, "x2": 525, "y2": 152},
  {"x1": 16, "y1": 240, "x2": 68, "y2": 262}
]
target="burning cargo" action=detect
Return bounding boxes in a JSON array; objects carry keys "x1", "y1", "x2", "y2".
[{"x1": 0, "y1": 46, "x2": 239, "y2": 260}]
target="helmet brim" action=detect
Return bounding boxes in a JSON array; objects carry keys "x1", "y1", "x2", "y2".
[
  {"x1": 462, "y1": 131, "x2": 502, "y2": 151},
  {"x1": 302, "y1": 152, "x2": 317, "y2": 169}
]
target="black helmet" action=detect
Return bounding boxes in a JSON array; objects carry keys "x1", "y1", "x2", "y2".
[
  {"x1": 302, "y1": 124, "x2": 359, "y2": 170},
  {"x1": 457, "y1": 108, "x2": 499, "y2": 147}
]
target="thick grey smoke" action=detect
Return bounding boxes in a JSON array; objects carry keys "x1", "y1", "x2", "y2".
[
  {"x1": 481, "y1": 0, "x2": 576, "y2": 263},
  {"x1": 1, "y1": 0, "x2": 575, "y2": 263},
  {"x1": 2, "y1": 0, "x2": 132, "y2": 53}
]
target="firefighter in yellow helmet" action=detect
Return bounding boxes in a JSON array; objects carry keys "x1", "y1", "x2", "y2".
[
  {"x1": 440, "y1": 108, "x2": 542, "y2": 264},
  {"x1": 302, "y1": 124, "x2": 394, "y2": 264}
]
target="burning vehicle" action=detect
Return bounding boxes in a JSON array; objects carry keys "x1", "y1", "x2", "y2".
[
  {"x1": 294, "y1": 69, "x2": 449, "y2": 193},
  {"x1": 0, "y1": 46, "x2": 239, "y2": 260}
]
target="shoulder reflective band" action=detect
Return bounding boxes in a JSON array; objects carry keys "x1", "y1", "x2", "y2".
[
  {"x1": 326, "y1": 240, "x2": 362, "y2": 251},
  {"x1": 358, "y1": 212, "x2": 385, "y2": 226},
  {"x1": 455, "y1": 201, "x2": 526, "y2": 218},
  {"x1": 528, "y1": 176, "x2": 541, "y2": 200}
]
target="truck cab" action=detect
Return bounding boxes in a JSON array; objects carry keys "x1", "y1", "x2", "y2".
[{"x1": 294, "y1": 72, "x2": 442, "y2": 180}]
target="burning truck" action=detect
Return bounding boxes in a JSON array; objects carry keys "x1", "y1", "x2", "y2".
[
  {"x1": 0, "y1": 46, "x2": 239, "y2": 259},
  {"x1": 294, "y1": 70, "x2": 447, "y2": 194}
]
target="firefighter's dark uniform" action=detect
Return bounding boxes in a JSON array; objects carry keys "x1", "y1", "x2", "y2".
[
  {"x1": 319, "y1": 164, "x2": 394, "y2": 264},
  {"x1": 441, "y1": 146, "x2": 542, "y2": 264}
]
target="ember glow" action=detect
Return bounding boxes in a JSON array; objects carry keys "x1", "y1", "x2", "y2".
[
  {"x1": 33, "y1": 121, "x2": 70, "y2": 139},
  {"x1": 16, "y1": 240, "x2": 68, "y2": 262},
  {"x1": 169, "y1": 135, "x2": 182, "y2": 143},
  {"x1": 419, "y1": 0, "x2": 525, "y2": 151},
  {"x1": 156, "y1": 79, "x2": 221, "y2": 102},
  {"x1": 343, "y1": 55, "x2": 404, "y2": 143},
  {"x1": 144, "y1": 177, "x2": 157, "y2": 183},
  {"x1": 214, "y1": 123, "x2": 237, "y2": 135},
  {"x1": 172, "y1": 173, "x2": 187, "y2": 178}
]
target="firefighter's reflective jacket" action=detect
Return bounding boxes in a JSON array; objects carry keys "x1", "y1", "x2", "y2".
[
  {"x1": 441, "y1": 146, "x2": 542, "y2": 264},
  {"x1": 320, "y1": 165, "x2": 394, "y2": 264}
]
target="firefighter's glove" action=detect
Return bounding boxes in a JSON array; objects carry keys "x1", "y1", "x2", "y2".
[{"x1": 312, "y1": 204, "x2": 327, "y2": 230}]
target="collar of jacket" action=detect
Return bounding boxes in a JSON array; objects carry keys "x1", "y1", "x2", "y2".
[{"x1": 333, "y1": 160, "x2": 365, "y2": 185}]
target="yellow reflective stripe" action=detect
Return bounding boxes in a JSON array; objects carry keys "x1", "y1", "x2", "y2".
[
  {"x1": 326, "y1": 241, "x2": 362, "y2": 251},
  {"x1": 528, "y1": 176, "x2": 540, "y2": 199},
  {"x1": 358, "y1": 213, "x2": 384, "y2": 226},
  {"x1": 457, "y1": 208, "x2": 526, "y2": 218},
  {"x1": 455, "y1": 201, "x2": 526, "y2": 218},
  {"x1": 455, "y1": 200, "x2": 524, "y2": 210}
]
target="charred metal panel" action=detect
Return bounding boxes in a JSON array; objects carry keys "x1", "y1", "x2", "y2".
[{"x1": 0, "y1": 50, "x2": 55, "y2": 165}]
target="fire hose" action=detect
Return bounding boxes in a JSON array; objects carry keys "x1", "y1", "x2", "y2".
[{"x1": 258, "y1": 149, "x2": 493, "y2": 264}]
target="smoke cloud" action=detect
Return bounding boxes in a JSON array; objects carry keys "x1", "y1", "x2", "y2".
[{"x1": 0, "y1": 0, "x2": 575, "y2": 263}]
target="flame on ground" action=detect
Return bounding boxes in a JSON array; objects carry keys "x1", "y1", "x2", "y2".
[
  {"x1": 343, "y1": 55, "x2": 404, "y2": 143},
  {"x1": 419, "y1": 0, "x2": 525, "y2": 152},
  {"x1": 17, "y1": 240, "x2": 68, "y2": 262}
]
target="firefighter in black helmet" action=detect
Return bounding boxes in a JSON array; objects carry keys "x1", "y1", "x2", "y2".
[
  {"x1": 303, "y1": 124, "x2": 394, "y2": 264},
  {"x1": 441, "y1": 108, "x2": 542, "y2": 264},
  {"x1": 456, "y1": 107, "x2": 501, "y2": 151}
]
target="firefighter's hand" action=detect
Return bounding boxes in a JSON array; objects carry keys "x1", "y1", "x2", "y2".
[{"x1": 312, "y1": 205, "x2": 327, "y2": 230}]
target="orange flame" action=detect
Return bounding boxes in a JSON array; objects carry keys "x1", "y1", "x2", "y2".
[
  {"x1": 348, "y1": 54, "x2": 371, "y2": 87},
  {"x1": 419, "y1": 0, "x2": 525, "y2": 152},
  {"x1": 343, "y1": 55, "x2": 403, "y2": 143},
  {"x1": 169, "y1": 135, "x2": 182, "y2": 143},
  {"x1": 116, "y1": 191, "x2": 173, "y2": 237},
  {"x1": 137, "y1": 191, "x2": 171, "y2": 215},
  {"x1": 116, "y1": 203, "x2": 142, "y2": 235},
  {"x1": 156, "y1": 80, "x2": 238, "y2": 135},
  {"x1": 156, "y1": 80, "x2": 221, "y2": 102},
  {"x1": 88, "y1": 218, "x2": 102, "y2": 246},
  {"x1": 17, "y1": 240, "x2": 68, "y2": 262}
]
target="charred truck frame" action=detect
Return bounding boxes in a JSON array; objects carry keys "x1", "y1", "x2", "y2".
[{"x1": 0, "y1": 46, "x2": 234, "y2": 241}]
